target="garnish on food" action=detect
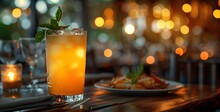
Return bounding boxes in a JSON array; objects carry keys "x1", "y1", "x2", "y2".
[
  {"x1": 126, "y1": 63, "x2": 144, "y2": 84},
  {"x1": 35, "y1": 7, "x2": 69, "y2": 42},
  {"x1": 108, "y1": 64, "x2": 169, "y2": 90}
]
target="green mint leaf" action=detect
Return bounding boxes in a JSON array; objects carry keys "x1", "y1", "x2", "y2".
[
  {"x1": 35, "y1": 7, "x2": 69, "y2": 43},
  {"x1": 126, "y1": 63, "x2": 144, "y2": 84},
  {"x1": 131, "y1": 78, "x2": 137, "y2": 84},
  {"x1": 126, "y1": 72, "x2": 133, "y2": 78},
  {"x1": 35, "y1": 30, "x2": 45, "y2": 42},
  {"x1": 50, "y1": 19, "x2": 58, "y2": 27},
  {"x1": 135, "y1": 63, "x2": 144, "y2": 76},
  {"x1": 56, "y1": 7, "x2": 62, "y2": 22},
  {"x1": 40, "y1": 23, "x2": 53, "y2": 29},
  {"x1": 59, "y1": 25, "x2": 70, "y2": 29}
]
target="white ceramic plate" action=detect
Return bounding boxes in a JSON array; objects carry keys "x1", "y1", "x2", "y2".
[{"x1": 94, "y1": 80, "x2": 184, "y2": 95}]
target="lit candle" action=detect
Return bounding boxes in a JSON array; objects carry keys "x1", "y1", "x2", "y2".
[{"x1": 1, "y1": 64, "x2": 22, "y2": 90}]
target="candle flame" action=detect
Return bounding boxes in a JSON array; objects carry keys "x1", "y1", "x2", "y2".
[{"x1": 8, "y1": 72, "x2": 15, "y2": 81}]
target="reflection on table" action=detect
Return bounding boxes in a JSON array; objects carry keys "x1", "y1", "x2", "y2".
[{"x1": 1, "y1": 79, "x2": 220, "y2": 112}]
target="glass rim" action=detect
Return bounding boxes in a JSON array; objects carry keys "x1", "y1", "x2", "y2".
[
  {"x1": 0, "y1": 63, "x2": 22, "y2": 67},
  {"x1": 0, "y1": 39, "x2": 19, "y2": 43},
  {"x1": 47, "y1": 28, "x2": 87, "y2": 36},
  {"x1": 19, "y1": 37, "x2": 35, "y2": 41}
]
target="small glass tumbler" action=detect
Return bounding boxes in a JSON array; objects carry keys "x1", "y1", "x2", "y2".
[
  {"x1": 1, "y1": 64, "x2": 22, "y2": 91},
  {"x1": 46, "y1": 28, "x2": 87, "y2": 102}
]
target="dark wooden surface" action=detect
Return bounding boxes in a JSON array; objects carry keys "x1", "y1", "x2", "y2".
[
  {"x1": 82, "y1": 84, "x2": 218, "y2": 112},
  {"x1": 2, "y1": 83, "x2": 220, "y2": 112}
]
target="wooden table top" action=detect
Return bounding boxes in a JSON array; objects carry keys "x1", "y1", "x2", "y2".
[
  {"x1": 2, "y1": 83, "x2": 220, "y2": 112},
  {"x1": 82, "y1": 84, "x2": 219, "y2": 112}
]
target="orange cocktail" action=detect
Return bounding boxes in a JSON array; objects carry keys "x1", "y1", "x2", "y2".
[{"x1": 46, "y1": 29, "x2": 86, "y2": 102}]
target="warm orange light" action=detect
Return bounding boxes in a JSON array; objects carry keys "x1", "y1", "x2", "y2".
[
  {"x1": 190, "y1": 0, "x2": 199, "y2": 18},
  {"x1": 219, "y1": 0, "x2": 220, "y2": 7},
  {"x1": 153, "y1": 5, "x2": 161, "y2": 18},
  {"x1": 161, "y1": 29, "x2": 171, "y2": 40},
  {"x1": 161, "y1": 8, "x2": 170, "y2": 20},
  {"x1": 175, "y1": 48, "x2": 184, "y2": 56},
  {"x1": 151, "y1": 20, "x2": 161, "y2": 33},
  {"x1": 175, "y1": 37, "x2": 184, "y2": 46},
  {"x1": 104, "y1": 49, "x2": 112, "y2": 58},
  {"x1": 157, "y1": 20, "x2": 166, "y2": 29},
  {"x1": 166, "y1": 20, "x2": 174, "y2": 29},
  {"x1": 180, "y1": 25, "x2": 189, "y2": 34},
  {"x1": 213, "y1": 9, "x2": 220, "y2": 19},
  {"x1": 8, "y1": 72, "x2": 15, "y2": 81},
  {"x1": 146, "y1": 56, "x2": 155, "y2": 64},
  {"x1": 95, "y1": 17, "x2": 104, "y2": 27},
  {"x1": 124, "y1": 24, "x2": 135, "y2": 35},
  {"x1": 104, "y1": 19, "x2": 114, "y2": 29},
  {"x1": 182, "y1": 4, "x2": 192, "y2": 13},
  {"x1": 200, "y1": 51, "x2": 209, "y2": 60},
  {"x1": 130, "y1": 9, "x2": 138, "y2": 18},
  {"x1": 76, "y1": 48, "x2": 85, "y2": 58},
  {"x1": 104, "y1": 8, "x2": 114, "y2": 19},
  {"x1": 12, "y1": 8, "x2": 22, "y2": 18}
]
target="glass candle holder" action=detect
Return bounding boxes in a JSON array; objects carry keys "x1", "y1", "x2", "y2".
[{"x1": 1, "y1": 64, "x2": 22, "y2": 90}]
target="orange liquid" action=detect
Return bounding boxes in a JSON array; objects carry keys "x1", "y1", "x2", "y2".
[{"x1": 46, "y1": 34, "x2": 86, "y2": 95}]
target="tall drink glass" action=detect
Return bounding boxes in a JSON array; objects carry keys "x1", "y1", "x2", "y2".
[{"x1": 46, "y1": 28, "x2": 87, "y2": 102}]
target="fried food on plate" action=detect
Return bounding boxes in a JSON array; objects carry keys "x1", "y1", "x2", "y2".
[{"x1": 109, "y1": 73, "x2": 169, "y2": 90}]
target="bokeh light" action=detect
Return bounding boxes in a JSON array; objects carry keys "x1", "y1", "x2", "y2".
[
  {"x1": 2, "y1": 15, "x2": 13, "y2": 25},
  {"x1": 98, "y1": 33, "x2": 109, "y2": 43},
  {"x1": 36, "y1": 0, "x2": 48, "y2": 14},
  {"x1": 12, "y1": 8, "x2": 22, "y2": 18},
  {"x1": 47, "y1": 0, "x2": 60, "y2": 4},
  {"x1": 153, "y1": 5, "x2": 161, "y2": 18},
  {"x1": 161, "y1": 8, "x2": 170, "y2": 20},
  {"x1": 175, "y1": 37, "x2": 184, "y2": 46},
  {"x1": 175, "y1": 47, "x2": 184, "y2": 56},
  {"x1": 151, "y1": 20, "x2": 161, "y2": 33},
  {"x1": 50, "y1": 0, "x2": 60, "y2": 4},
  {"x1": 14, "y1": 0, "x2": 31, "y2": 9},
  {"x1": 104, "y1": 19, "x2": 114, "y2": 29},
  {"x1": 134, "y1": 37, "x2": 145, "y2": 47},
  {"x1": 129, "y1": 9, "x2": 139, "y2": 18},
  {"x1": 180, "y1": 25, "x2": 189, "y2": 34},
  {"x1": 146, "y1": 56, "x2": 155, "y2": 64},
  {"x1": 219, "y1": 0, "x2": 220, "y2": 7},
  {"x1": 161, "y1": 29, "x2": 171, "y2": 40},
  {"x1": 157, "y1": 20, "x2": 166, "y2": 29},
  {"x1": 200, "y1": 51, "x2": 209, "y2": 60},
  {"x1": 69, "y1": 22, "x2": 79, "y2": 29},
  {"x1": 124, "y1": 24, "x2": 135, "y2": 35},
  {"x1": 173, "y1": 16, "x2": 181, "y2": 31},
  {"x1": 49, "y1": 6, "x2": 59, "y2": 17},
  {"x1": 213, "y1": 9, "x2": 220, "y2": 19},
  {"x1": 95, "y1": 17, "x2": 104, "y2": 27},
  {"x1": 104, "y1": 49, "x2": 112, "y2": 58},
  {"x1": 166, "y1": 20, "x2": 174, "y2": 29},
  {"x1": 182, "y1": 4, "x2": 192, "y2": 13},
  {"x1": 21, "y1": 18, "x2": 31, "y2": 30},
  {"x1": 104, "y1": 8, "x2": 114, "y2": 19}
]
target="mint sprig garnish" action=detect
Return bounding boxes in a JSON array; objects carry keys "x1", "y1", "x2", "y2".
[
  {"x1": 56, "y1": 7, "x2": 62, "y2": 21},
  {"x1": 126, "y1": 63, "x2": 144, "y2": 84},
  {"x1": 35, "y1": 7, "x2": 69, "y2": 42}
]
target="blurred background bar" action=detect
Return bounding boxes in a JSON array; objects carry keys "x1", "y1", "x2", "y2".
[{"x1": 0, "y1": 0, "x2": 220, "y2": 86}]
